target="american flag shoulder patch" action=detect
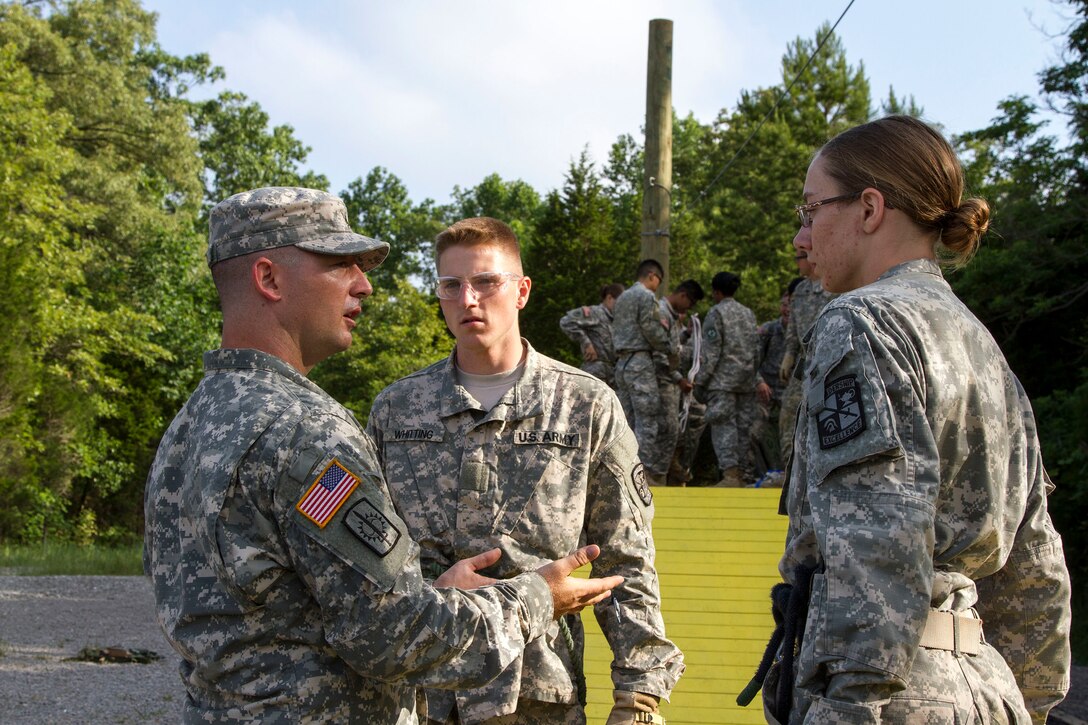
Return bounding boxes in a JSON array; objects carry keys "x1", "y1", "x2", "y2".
[{"x1": 296, "y1": 459, "x2": 360, "y2": 528}]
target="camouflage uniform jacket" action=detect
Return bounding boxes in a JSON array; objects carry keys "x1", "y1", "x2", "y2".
[
  {"x1": 656, "y1": 298, "x2": 685, "y2": 384},
  {"x1": 783, "y1": 277, "x2": 836, "y2": 374},
  {"x1": 559, "y1": 302, "x2": 617, "y2": 385},
  {"x1": 612, "y1": 281, "x2": 671, "y2": 360},
  {"x1": 757, "y1": 317, "x2": 787, "y2": 400},
  {"x1": 780, "y1": 260, "x2": 1070, "y2": 723},
  {"x1": 694, "y1": 298, "x2": 758, "y2": 393},
  {"x1": 143, "y1": 349, "x2": 555, "y2": 724},
  {"x1": 366, "y1": 342, "x2": 684, "y2": 724}
]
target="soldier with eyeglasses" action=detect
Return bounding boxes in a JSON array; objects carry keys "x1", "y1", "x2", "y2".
[{"x1": 366, "y1": 217, "x2": 684, "y2": 725}]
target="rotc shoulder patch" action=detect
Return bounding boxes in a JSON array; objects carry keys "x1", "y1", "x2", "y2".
[
  {"x1": 296, "y1": 459, "x2": 360, "y2": 527},
  {"x1": 632, "y1": 463, "x2": 653, "y2": 506},
  {"x1": 706, "y1": 327, "x2": 718, "y2": 340},
  {"x1": 343, "y1": 499, "x2": 402, "y2": 557},
  {"x1": 818, "y1": 374, "x2": 866, "y2": 449}
]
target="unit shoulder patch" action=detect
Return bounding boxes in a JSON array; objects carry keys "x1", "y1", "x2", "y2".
[
  {"x1": 632, "y1": 463, "x2": 653, "y2": 506},
  {"x1": 818, "y1": 374, "x2": 867, "y2": 449},
  {"x1": 343, "y1": 499, "x2": 402, "y2": 557}
]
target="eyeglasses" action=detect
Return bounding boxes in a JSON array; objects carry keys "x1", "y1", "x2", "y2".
[
  {"x1": 794, "y1": 192, "x2": 862, "y2": 228},
  {"x1": 435, "y1": 271, "x2": 521, "y2": 300}
]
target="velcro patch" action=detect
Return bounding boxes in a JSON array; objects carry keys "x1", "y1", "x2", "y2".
[
  {"x1": 390, "y1": 427, "x2": 443, "y2": 442},
  {"x1": 818, "y1": 375, "x2": 866, "y2": 449},
  {"x1": 343, "y1": 499, "x2": 402, "y2": 557},
  {"x1": 632, "y1": 463, "x2": 653, "y2": 506},
  {"x1": 296, "y1": 459, "x2": 360, "y2": 528},
  {"x1": 514, "y1": 430, "x2": 581, "y2": 447}
]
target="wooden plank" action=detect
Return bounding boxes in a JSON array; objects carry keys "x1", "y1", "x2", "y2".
[{"x1": 574, "y1": 487, "x2": 787, "y2": 724}]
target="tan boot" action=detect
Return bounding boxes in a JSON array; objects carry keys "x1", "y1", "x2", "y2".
[{"x1": 714, "y1": 466, "x2": 746, "y2": 488}]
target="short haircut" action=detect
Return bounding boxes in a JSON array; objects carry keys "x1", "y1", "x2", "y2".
[
  {"x1": 675, "y1": 279, "x2": 705, "y2": 303},
  {"x1": 435, "y1": 217, "x2": 522, "y2": 272},
  {"x1": 712, "y1": 271, "x2": 741, "y2": 296},
  {"x1": 787, "y1": 276, "x2": 805, "y2": 296},
  {"x1": 600, "y1": 283, "x2": 625, "y2": 301},
  {"x1": 636, "y1": 259, "x2": 664, "y2": 280}
]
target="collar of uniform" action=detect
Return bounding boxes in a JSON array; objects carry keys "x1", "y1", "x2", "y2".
[
  {"x1": 876, "y1": 257, "x2": 942, "y2": 283},
  {"x1": 202, "y1": 348, "x2": 327, "y2": 398},
  {"x1": 601, "y1": 303, "x2": 614, "y2": 322},
  {"x1": 439, "y1": 340, "x2": 545, "y2": 420}
]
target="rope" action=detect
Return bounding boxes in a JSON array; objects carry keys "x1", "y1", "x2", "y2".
[{"x1": 679, "y1": 313, "x2": 702, "y2": 431}]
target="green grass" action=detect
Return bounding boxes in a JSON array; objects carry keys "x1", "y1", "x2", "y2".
[{"x1": 0, "y1": 542, "x2": 143, "y2": 575}]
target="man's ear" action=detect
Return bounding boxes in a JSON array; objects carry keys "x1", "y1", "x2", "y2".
[
  {"x1": 252, "y1": 256, "x2": 284, "y2": 302},
  {"x1": 860, "y1": 187, "x2": 887, "y2": 233},
  {"x1": 515, "y1": 275, "x2": 532, "y2": 310}
]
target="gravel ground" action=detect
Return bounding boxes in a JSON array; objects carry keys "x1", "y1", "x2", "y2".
[
  {"x1": 0, "y1": 575, "x2": 1084, "y2": 724},
  {"x1": 0, "y1": 576, "x2": 183, "y2": 724}
]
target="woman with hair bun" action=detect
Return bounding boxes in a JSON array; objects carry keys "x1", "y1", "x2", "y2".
[{"x1": 754, "y1": 115, "x2": 1071, "y2": 724}]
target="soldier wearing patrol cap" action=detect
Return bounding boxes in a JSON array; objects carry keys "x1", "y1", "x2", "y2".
[
  {"x1": 746, "y1": 117, "x2": 1071, "y2": 723},
  {"x1": 366, "y1": 218, "x2": 683, "y2": 725},
  {"x1": 143, "y1": 187, "x2": 623, "y2": 723}
]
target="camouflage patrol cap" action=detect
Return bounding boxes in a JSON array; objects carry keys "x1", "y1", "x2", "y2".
[{"x1": 207, "y1": 186, "x2": 389, "y2": 270}]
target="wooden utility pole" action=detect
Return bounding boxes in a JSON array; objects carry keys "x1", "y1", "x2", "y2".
[{"x1": 641, "y1": 19, "x2": 673, "y2": 292}]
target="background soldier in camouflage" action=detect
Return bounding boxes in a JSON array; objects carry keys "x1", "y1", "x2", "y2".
[
  {"x1": 770, "y1": 116, "x2": 1070, "y2": 723},
  {"x1": 658, "y1": 280, "x2": 706, "y2": 486},
  {"x1": 612, "y1": 259, "x2": 690, "y2": 487},
  {"x1": 367, "y1": 219, "x2": 683, "y2": 725},
  {"x1": 143, "y1": 188, "x2": 622, "y2": 724},
  {"x1": 750, "y1": 288, "x2": 791, "y2": 481},
  {"x1": 777, "y1": 253, "x2": 836, "y2": 467},
  {"x1": 559, "y1": 282, "x2": 624, "y2": 388},
  {"x1": 692, "y1": 272, "x2": 759, "y2": 488}
]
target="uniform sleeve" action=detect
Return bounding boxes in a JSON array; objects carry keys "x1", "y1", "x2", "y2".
[
  {"x1": 559, "y1": 307, "x2": 592, "y2": 348},
  {"x1": 258, "y1": 413, "x2": 555, "y2": 689},
  {"x1": 585, "y1": 406, "x2": 685, "y2": 698},
  {"x1": 784, "y1": 295, "x2": 802, "y2": 361},
  {"x1": 638, "y1": 295, "x2": 672, "y2": 355},
  {"x1": 973, "y1": 397, "x2": 1071, "y2": 724},
  {"x1": 694, "y1": 310, "x2": 723, "y2": 389},
  {"x1": 796, "y1": 307, "x2": 932, "y2": 722}
]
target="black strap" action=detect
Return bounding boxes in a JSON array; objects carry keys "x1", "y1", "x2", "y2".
[{"x1": 737, "y1": 564, "x2": 817, "y2": 722}]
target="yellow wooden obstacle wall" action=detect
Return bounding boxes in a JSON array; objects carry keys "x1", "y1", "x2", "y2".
[{"x1": 579, "y1": 487, "x2": 788, "y2": 725}]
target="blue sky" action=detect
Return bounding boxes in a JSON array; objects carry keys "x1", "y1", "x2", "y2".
[{"x1": 144, "y1": 0, "x2": 1073, "y2": 204}]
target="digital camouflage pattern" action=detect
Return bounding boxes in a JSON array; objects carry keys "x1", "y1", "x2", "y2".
[
  {"x1": 366, "y1": 343, "x2": 684, "y2": 724},
  {"x1": 778, "y1": 260, "x2": 1071, "y2": 724},
  {"x1": 559, "y1": 303, "x2": 618, "y2": 387},
  {"x1": 206, "y1": 186, "x2": 389, "y2": 269},
  {"x1": 753, "y1": 317, "x2": 787, "y2": 476},
  {"x1": 694, "y1": 298, "x2": 759, "y2": 476},
  {"x1": 651, "y1": 298, "x2": 687, "y2": 478},
  {"x1": 757, "y1": 318, "x2": 787, "y2": 401},
  {"x1": 612, "y1": 281, "x2": 674, "y2": 477},
  {"x1": 143, "y1": 348, "x2": 556, "y2": 724},
  {"x1": 779, "y1": 278, "x2": 837, "y2": 465}
]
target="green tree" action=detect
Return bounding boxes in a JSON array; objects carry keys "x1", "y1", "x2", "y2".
[
  {"x1": 952, "y1": 0, "x2": 1088, "y2": 660},
  {"x1": 450, "y1": 173, "x2": 543, "y2": 241},
  {"x1": 340, "y1": 167, "x2": 445, "y2": 289},
  {"x1": 523, "y1": 150, "x2": 634, "y2": 363},
  {"x1": 190, "y1": 90, "x2": 329, "y2": 209},
  {"x1": 684, "y1": 23, "x2": 871, "y2": 321},
  {"x1": 312, "y1": 277, "x2": 451, "y2": 422},
  {"x1": 0, "y1": 0, "x2": 214, "y2": 542}
]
